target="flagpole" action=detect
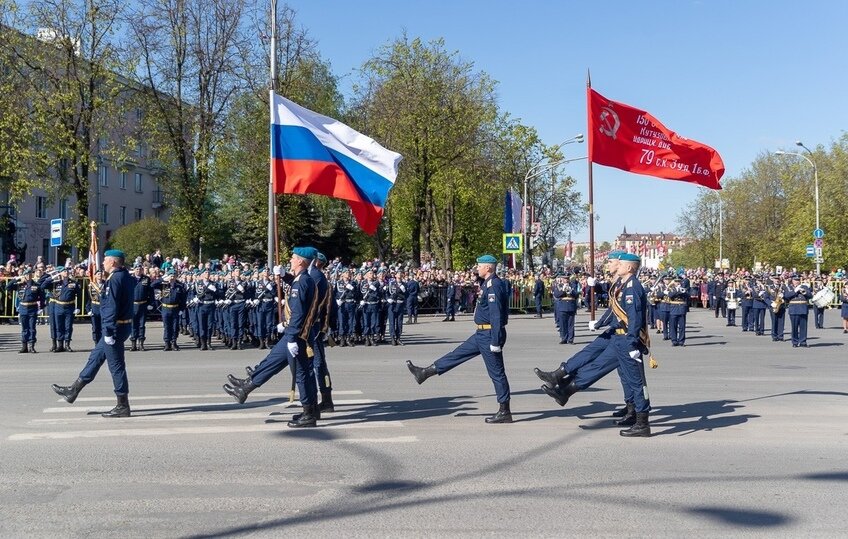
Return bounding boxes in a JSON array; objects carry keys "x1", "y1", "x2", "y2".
[
  {"x1": 268, "y1": 0, "x2": 278, "y2": 271},
  {"x1": 586, "y1": 70, "x2": 596, "y2": 322}
]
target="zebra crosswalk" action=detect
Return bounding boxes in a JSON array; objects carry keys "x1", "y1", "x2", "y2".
[{"x1": 7, "y1": 389, "x2": 417, "y2": 443}]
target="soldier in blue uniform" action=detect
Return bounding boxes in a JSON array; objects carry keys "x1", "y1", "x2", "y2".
[
  {"x1": 751, "y1": 280, "x2": 769, "y2": 336},
  {"x1": 152, "y1": 269, "x2": 186, "y2": 351},
  {"x1": 223, "y1": 247, "x2": 319, "y2": 427},
  {"x1": 335, "y1": 270, "x2": 358, "y2": 346},
  {"x1": 225, "y1": 267, "x2": 252, "y2": 350},
  {"x1": 40, "y1": 266, "x2": 81, "y2": 352},
  {"x1": 406, "y1": 254, "x2": 512, "y2": 424},
  {"x1": 308, "y1": 252, "x2": 335, "y2": 414},
  {"x1": 253, "y1": 268, "x2": 277, "y2": 350},
  {"x1": 443, "y1": 276, "x2": 456, "y2": 322},
  {"x1": 360, "y1": 270, "x2": 382, "y2": 345},
  {"x1": 533, "y1": 274, "x2": 545, "y2": 318},
  {"x1": 740, "y1": 279, "x2": 755, "y2": 332},
  {"x1": 769, "y1": 276, "x2": 790, "y2": 341},
  {"x1": 667, "y1": 278, "x2": 689, "y2": 346},
  {"x1": 7, "y1": 268, "x2": 44, "y2": 353},
  {"x1": 386, "y1": 271, "x2": 407, "y2": 346},
  {"x1": 52, "y1": 250, "x2": 136, "y2": 417},
  {"x1": 786, "y1": 275, "x2": 812, "y2": 347},
  {"x1": 552, "y1": 274, "x2": 579, "y2": 344},
  {"x1": 130, "y1": 265, "x2": 154, "y2": 351},
  {"x1": 194, "y1": 268, "x2": 221, "y2": 350},
  {"x1": 811, "y1": 278, "x2": 827, "y2": 329},
  {"x1": 405, "y1": 272, "x2": 420, "y2": 324}
]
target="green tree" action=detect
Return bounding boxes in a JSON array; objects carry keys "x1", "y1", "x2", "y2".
[{"x1": 109, "y1": 217, "x2": 170, "y2": 260}]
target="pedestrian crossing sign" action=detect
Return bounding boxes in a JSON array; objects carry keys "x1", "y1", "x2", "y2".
[{"x1": 503, "y1": 233, "x2": 523, "y2": 254}]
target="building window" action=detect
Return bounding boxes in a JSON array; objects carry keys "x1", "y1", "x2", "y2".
[
  {"x1": 99, "y1": 165, "x2": 108, "y2": 187},
  {"x1": 120, "y1": 171, "x2": 127, "y2": 190},
  {"x1": 59, "y1": 198, "x2": 68, "y2": 219},
  {"x1": 119, "y1": 206, "x2": 127, "y2": 225},
  {"x1": 42, "y1": 238, "x2": 49, "y2": 261},
  {"x1": 100, "y1": 203, "x2": 109, "y2": 224},
  {"x1": 36, "y1": 196, "x2": 47, "y2": 219},
  {"x1": 135, "y1": 108, "x2": 143, "y2": 122},
  {"x1": 134, "y1": 173, "x2": 143, "y2": 193},
  {"x1": 134, "y1": 208, "x2": 143, "y2": 221}
]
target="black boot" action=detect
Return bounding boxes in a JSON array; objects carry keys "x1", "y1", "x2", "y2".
[
  {"x1": 195, "y1": 337, "x2": 201, "y2": 348},
  {"x1": 102, "y1": 394, "x2": 131, "y2": 418},
  {"x1": 287, "y1": 405, "x2": 317, "y2": 428},
  {"x1": 620, "y1": 412, "x2": 651, "y2": 437},
  {"x1": 131, "y1": 340, "x2": 138, "y2": 352},
  {"x1": 64, "y1": 341, "x2": 73, "y2": 353},
  {"x1": 50, "y1": 339, "x2": 57, "y2": 352},
  {"x1": 406, "y1": 361, "x2": 437, "y2": 385},
  {"x1": 245, "y1": 365, "x2": 255, "y2": 377},
  {"x1": 396, "y1": 337, "x2": 404, "y2": 346},
  {"x1": 227, "y1": 374, "x2": 247, "y2": 387},
  {"x1": 29, "y1": 342, "x2": 37, "y2": 354},
  {"x1": 615, "y1": 403, "x2": 637, "y2": 426},
  {"x1": 224, "y1": 379, "x2": 256, "y2": 404},
  {"x1": 414, "y1": 315, "x2": 418, "y2": 324},
  {"x1": 259, "y1": 338, "x2": 267, "y2": 350},
  {"x1": 365, "y1": 335, "x2": 372, "y2": 346},
  {"x1": 541, "y1": 379, "x2": 579, "y2": 407},
  {"x1": 164, "y1": 341, "x2": 172, "y2": 351},
  {"x1": 347, "y1": 336, "x2": 355, "y2": 347},
  {"x1": 52, "y1": 378, "x2": 88, "y2": 403},
  {"x1": 534, "y1": 365, "x2": 569, "y2": 388},
  {"x1": 172, "y1": 341, "x2": 181, "y2": 351},
  {"x1": 56, "y1": 341, "x2": 65, "y2": 353},
  {"x1": 485, "y1": 401, "x2": 513, "y2": 424},
  {"x1": 612, "y1": 405, "x2": 629, "y2": 418},
  {"x1": 206, "y1": 338, "x2": 214, "y2": 351},
  {"x1": 392, "y1": 337, "x2": 398, "y2": 346},
  {"x1": 139, "y1": 339, "x2": 146, "y2": 351},
  {"x1": 318, "y1": 390, "x2": 335, "y2": 413},
  {"x1": 18, "y1": 342, "x2": 28, "y2": 354},
  {"x1": 292, "y1": 406, "x2": 321, "y2": 422},
  {"x1": 339, "y1": 337, "x2": 348, "y2": 347}
]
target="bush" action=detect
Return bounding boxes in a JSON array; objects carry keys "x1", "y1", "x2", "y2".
[{"x1": 109, "y1": 217, "x2": 172, "y2": 260}]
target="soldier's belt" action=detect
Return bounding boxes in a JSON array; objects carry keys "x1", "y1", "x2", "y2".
[
  {"x1": 134, "y1": 300, "x2": 148, "y2": 304},
  {"x1": 615, "y1": 328, "x2": 627, "y2": 335},
  {"x1": 344, "y1": 299, "x2": 355, "y2": 302},
  {"x1": 53, "y1": 299, "x2": 75, "y2": 305},
  {"x1": 202, "y1": 300, "x2": 216, "y2": 304},
  {"x1": 91, "y1": 301, "x2": 100, "y2": 305},
  {"x1": 789, "y1": 300, "x2": 809, "y2": 304},
  {"x1": 161, "y1": 303, "x2": 178, "y2": 308},
  {"x1": 19, "y1": 301, "x2": 37, "y2": 307},
  {"x1": 261, "y1": 298, "x2": 275, "y2": 303},
  {"x1": 476, "y1": 324, "x2": 492, "y2": 330},
  {"x1": 117, "y1": 319, "x2": 132, "y2": 324},
  {"x1": 232, "y1": 299, "x2": 246, "y2": 303},
  {"x1": 669, "y1": 301, "x2": 686, "y2": 305},
  {"x1": 557, "y1": 297, "x2": 576, "y2": 301},
  {"x1": 365, "y1": 301, "x2": 378, "y2": 305}
]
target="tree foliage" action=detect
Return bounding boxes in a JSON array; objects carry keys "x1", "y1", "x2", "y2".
[{"x1": 109, "y1": 217, "x2": 170, "y2": 260}]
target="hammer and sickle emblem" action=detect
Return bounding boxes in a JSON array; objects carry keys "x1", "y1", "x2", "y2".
[{"x1": 598, "y1": 105, "x2": 620, "y2": 139}]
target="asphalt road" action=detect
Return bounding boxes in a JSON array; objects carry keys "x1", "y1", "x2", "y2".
[{"x1": 1, "y1": 308, "x2": 847, "y2": 538}]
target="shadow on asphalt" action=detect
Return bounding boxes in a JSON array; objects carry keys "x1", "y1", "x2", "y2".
[
  {"x1": 265, "y1": 395, "x2": 477, "y2": 426},
  {"x1": 688, "y1": 506, "x2": 790, "y2": 527}
]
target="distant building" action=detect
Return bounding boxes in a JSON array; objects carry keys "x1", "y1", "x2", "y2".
[{"x1": 614, "y1": 227, "x2": 687, "y2": 269}]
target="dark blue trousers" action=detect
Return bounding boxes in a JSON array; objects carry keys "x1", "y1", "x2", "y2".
[
  {"x1": 771, "y1": 311, "x2": 785, "y2": 340},
  {"x1": 310, "y1": 335, "x2": 332, "y2": 393},
  {"x1": 90, "y1": 306, "x2": 102, "y2": 343},
  {"x1": 388, "y1": 304, "x2": 404, "y2": 339},
  {"x1": 789, "y1": 314, "x2": 808, "y2": 346},
  {"x1": 198, "y1": 304, "x2": 216, "y2": 339},
  {"x1": 131, "y1": 304, "x2": 148, "y2": 341},
  {"x1": 250, "y1": 337, "x2": 317, "y2": 405},
  {"x1": 53, "y1": 304, "x2": 74, "y2": 341},
  {"x1": 670, "y1": 314, "x2": 686, "y2": 345},
  {"x1": 79, "y1": 324, "x2": 132, "y2": 395},
  {"x1": 559, "y1": 311, "x2": 575, "y2": 343},
  {"x1": 257, "y1": 302, "x2": 275, "y2": 339},
  {"x1": 162, "y1": 307, "x2": 179, "y2": 342},
  {"x1": 433, "y1": 330, "x2": 510, "y2": 403},
  {"x1": 363, "y1": 304, "x2": 379, "y2": 335},
  {"x1": 338, "y1": 302, "x2": 356, "y2": 336},
  {"x1": 752, "y1": 308, "x2": 766, "y2": 334},
  {"x1": 19, "y1": 309, "x2": 38, "y2": 343},
  {"x1": 229, "y1": 302, "x2": 246, "y2": 341},
  {"x1": 727, "y1": 308, "x2": 737, "y2": 325},
  {"x1": 615, "y1": 335, "x2": 650, "y2": 413},
  {"x1": 535, "y1": 295, "x2": 543, "y2": 316}
]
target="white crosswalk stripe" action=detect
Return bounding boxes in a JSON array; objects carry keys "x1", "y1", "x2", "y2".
[{"x1": 10, "y1": 390, "x2": 416, "y2": 443}]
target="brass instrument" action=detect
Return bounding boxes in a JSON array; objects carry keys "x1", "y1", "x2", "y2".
[{"x1": 770, "y1": 284, "x2": 784, "y2": 314}]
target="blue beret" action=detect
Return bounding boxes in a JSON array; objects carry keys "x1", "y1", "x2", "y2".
[
  {"x1": 292, "y1": 246, "x2": 317, "y2": 260},
  {"x1": 607, "y1": 250, "x2": 624, "y2": 260},
  {"x1": 476, "y1": 254, "x2": 498, "y2": 264},
  {"x1": 316, "y1": 252, "x2": 327, "y2": 263},
  {"x1": 104, "y1": 249, "x2": 125, "y2": 258},
  {"x1": 166, "y1": 268, "x2": 175, "y2": 275},
  {"x1": 22, "y1": 268, "x2": 33, "y2": 275},
  {"x1": 54, "y1": 266, "x2": 66, "y2": 272},
  {"x1": 619, "y1": 253, "x2": 641, "y2": 262}
]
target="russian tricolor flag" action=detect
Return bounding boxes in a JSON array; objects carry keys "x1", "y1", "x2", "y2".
[{"x1": 271, "y1": 92, "x2": 403, "y2": 235}]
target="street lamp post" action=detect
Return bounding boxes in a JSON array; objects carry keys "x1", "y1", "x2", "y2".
[
  {"x1": 523, "y1": 134, "x2": 584, "y2": 270},
  {"x1": 775, "y1": 143, "x2": 820, "y2": 274}
]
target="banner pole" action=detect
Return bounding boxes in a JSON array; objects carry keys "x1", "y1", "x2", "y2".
[{"x1": 587, "y1": 70, "x2": 596, "y2": 321}]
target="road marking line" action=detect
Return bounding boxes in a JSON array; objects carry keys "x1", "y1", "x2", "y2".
[
  {"x1": 60, "y1": 390, "x2": 363, "y2": 403},
  {"x1": 8, "y1": 423, "x2": 410, "y2": 441},
  {"x1": 42, "y1": 399, "x2": 379, "y2": 414},
  {"x1": 30, "y1": 414, "x2": 403, "y2": 425}
]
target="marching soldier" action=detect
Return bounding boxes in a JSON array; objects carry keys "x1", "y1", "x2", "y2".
[
  {"x1": 254, "y1": 268, "x2": 277, "y2": 350},
  {"x1": 41, "y1": 266, "x2": 81, "y2": 352},
  {"x1": 52, "y1": 250, "x2": 136, "y2": 417},
  {"x1": 226, "y1": 267, "x2": 252, "y2": 350},
  {"x1": 751, "y1": 279, "x2": 769, "y2": 336},
  {"x1": 769, "y1": 276, "x2": 789, "y2": 341},
  {"x1": 667, "y1": 277, "x2": 689, "y2": 346},
  {"x1": 406, "y1": 254, "x2": 513, "y2": 424},
  {"x1": 152, "y1": 269, "x2": 186, "y2": 350},
  {"x1": 405, "y1": 272, "x2": 420, "y2": 324},
  {"x1": 335, "y1": 270, "x2": 358, "y2": 346},
  {"x1": 552, "y1": 273, "x2": 579, "y2": 344},
  {"x1": 223, "y1": 247, "x2": 320, "y2": 428},
  {"x1": 6, "y1": 268, "x2": 43, "y2": 353},
  {"x1": 360, "y1": 269, "x2": 382, "y2": 345},
  {"x1": 787, "y1": 275, "x2": 812, "y2": 347},
  {"x1": 130, "y1": 265, "x2": 154, "y2": 351},
  {"x1": 194, "y1": 268, "x2": 220, "y2": 350}
]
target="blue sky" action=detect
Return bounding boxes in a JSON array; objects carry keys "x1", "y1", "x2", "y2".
[{"x1": 286, "y1": 0, "x2": 848, "y2": 243}]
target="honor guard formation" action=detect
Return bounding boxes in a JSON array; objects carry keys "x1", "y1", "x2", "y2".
[{"x1": 0, "y1": 246, "x2": 845, "y2": 437}]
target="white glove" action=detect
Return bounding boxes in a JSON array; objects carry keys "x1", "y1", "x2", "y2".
[
  {"x1": 360, "y1": 300, "x2": 365, "y2": 306},
  {"x1": 276, "y1": 323, "x2": 285, "y2": 333},
  {"x1": 147, "y1": 305, "x2": 153, "y2": 311},
  {"x1": 273, "y1": 265, "x2": 282, "y2": 276},
  {"x1": 207, "y1": 284, "x2": 216, "y2": 291},
  {"x1": 795, "y1": 286, "x2": 802, "y2": 293},
  {"x1": 345, "y1": 284, "x2": 354, "y2": 290},
  {"x1": 489, "y1": 345, "x2": 502, "y2": 353},
  {"x1": 629, "y1": 349, "x2": 642, "y2": 360},
  {"x1": 400, "y1": 285, "x2": 406, "y2": 292},
  {"x1": 265, "y1": 283, "x2": 273, "y2": 291},
  {"x1": 104, "y1": 335, "x2": 116, "y2": 346},
  {"x1": 274, "y1": 297, "x2": 280, "y2": 303},
  {"x1": 287, "y1": 341, "x2": 299, "y2": 356},
  {"x1": 224, "y1": 299, "x2": 232, "y2": 305},
  {"x1": 587, "y1": 277, "x2": 596, "y2": 287},
  {"x1": 387, "y1": 299, "x2": 394, "y2": 304},
  {"x1": 336, "y1": 299, "x2": 342, "y2": 306},
  {"x1": 369, "y1": 285, "x2": 376, "y2": 291},
  {"x1": 73, "y1": 309, "x2": 80, "y2": 315},
  {"x1": 38, "y1": 309, "x2": 43, "y2": 316},
  {"x1": 588, "y1": 320, "x2": 597, "y2": 331},
  {"x1": 236, "y1": 284, "x2": 244, "y2": 292}
]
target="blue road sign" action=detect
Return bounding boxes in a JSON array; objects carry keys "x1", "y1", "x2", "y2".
[
  {"x1": 50, "y1": 219, "x2": 63, "y2": 247},
  {"x1": 813, "y1": 228, "x2": 824, "y2": 239},
  {"x1": 805, "y1": 245, "x2": 815, "y2": 258}
]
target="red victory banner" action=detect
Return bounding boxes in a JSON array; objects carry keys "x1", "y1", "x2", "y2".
[{"x1": 587, "y1": 88, "x2": 724, "y2": 190}]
